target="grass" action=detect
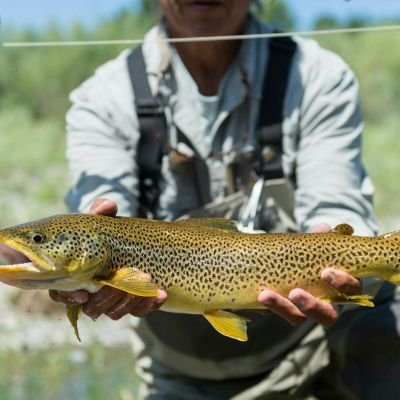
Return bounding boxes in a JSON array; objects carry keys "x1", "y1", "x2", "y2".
[
  {"x1": 0, "y1": 342, "x2": 139, "y2": 400},
  {"x1": 363, "y1": 117, "x2": 400, "y2": 231},
  {"x1": 0, "y1": 107, "x2": 68, "y2": 226}
]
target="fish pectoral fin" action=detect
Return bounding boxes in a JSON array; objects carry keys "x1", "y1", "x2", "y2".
[
  {"x1": 332, "y1": 224, "x2": 354, "y2": 236},
  {"x1": 66, "y1": 304, "x2": 82, "y2": 342},
  {"x1": 97, "y1": 268, "x2": 159, "y2": 297},
  {"x1": 319, "y1": 293, "x2": 374, "y2": 307},
  {"x1": 203, "y1": 310, "x2": 250, "y2": 342}
]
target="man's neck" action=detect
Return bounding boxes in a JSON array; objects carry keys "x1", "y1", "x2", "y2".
[{"x1": 174, "y1": 40, "x2": 241, "y2": 96}]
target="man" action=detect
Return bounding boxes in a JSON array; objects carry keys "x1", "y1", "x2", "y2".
[{"x1": 12, "y1": 0, "x2": 400, "y2": 398}]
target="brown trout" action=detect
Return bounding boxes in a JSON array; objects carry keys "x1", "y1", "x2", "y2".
[{"x1": 0, "y1": 213, "x2": 399, "y2": 342}]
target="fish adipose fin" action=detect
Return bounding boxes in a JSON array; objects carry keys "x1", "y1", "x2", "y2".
[
  {"x1": 203, "y1": 310, "x2": 250, "y2": 342},
  {"x1": 319, "y1": 293, "x2": 374, "y2": 307},
  {"x1": 332, "y1": 224, "x2": 354, "y2": 236},
  {"x1": 66, "y1": 304, "x2": 82, "y2": 342},
  {"x1": 97, "y1": 268, "x2": 159, "y2": 297}
]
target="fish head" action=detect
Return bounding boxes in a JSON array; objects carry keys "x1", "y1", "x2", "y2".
[{"x1": 0, "y1": 214, "x2": 109, "y2": 290}]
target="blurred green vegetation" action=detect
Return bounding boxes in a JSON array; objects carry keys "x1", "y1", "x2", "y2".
[
  {"x1": 0, "y1": 342, "x2": 138, "y2": 400},
  {"x1": 316, "y1": 30, "x2": 400, "y2": 230}
]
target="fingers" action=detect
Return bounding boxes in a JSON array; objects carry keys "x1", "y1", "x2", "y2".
[
  {"x1": 258, "y1": 290, "x2": 307, "y2": 326},
  {"x1": 321, "y1": 267, "x2": 362, "y2": 295},
  {"x1": 288, "y1": 288, "x2": 338, "y2": 326},
  {"x1": 310, "y1": 223, "x2": 331, "y2": 233},
  {"x1": 82, "y1": 286, "x2": 124, "y2": 320},
  {"x1": 82, "y1": 286, "x2": 167, "y2": 321},
  {"x1": 89, "y1": 198, "x2": 118, "y2": 217},
  {"x1": 258, "y1": 288, "x2": 339, "y2": 327},
  {"x1": 49, "y1": 286, "x2": 167, "y2": 320},
  {"x1": 257, "y1": 266, "x2": 362, "y2": 327},
  {"x1": 49, "y1": 289, "x2": 89, "y2": 305}
]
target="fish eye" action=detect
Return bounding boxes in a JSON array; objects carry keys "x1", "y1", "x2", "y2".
[{"x1": 32, "y1": 233, "x2": 46, "y2": 244}]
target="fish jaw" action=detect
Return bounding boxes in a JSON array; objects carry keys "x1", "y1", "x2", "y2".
[
  {"x1": 0, "y1": 261, "x2": 64, "y2": 289},
  {"x1": 0, "y1": 233, "x2": 56, "y2": 272},
  {"x1": 0, "y1": 237, "x2": 89, "y2": 290},
  {"x1": 0, "y1": 258, "x2": 101, "y2": 291}
]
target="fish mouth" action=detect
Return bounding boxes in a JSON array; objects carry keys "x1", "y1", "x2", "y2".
[{"x1": 0, "y1": 241, "x2": 57, "y2": 283}]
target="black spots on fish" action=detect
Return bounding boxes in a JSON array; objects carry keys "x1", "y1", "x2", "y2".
[{"x1": 57, "y1": 233, "x2": 69, "y2": 243}]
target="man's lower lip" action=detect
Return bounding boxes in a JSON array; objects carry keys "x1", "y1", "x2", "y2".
[{"x1": 189, "y1": 2, "x2": 222, "y2": 11}]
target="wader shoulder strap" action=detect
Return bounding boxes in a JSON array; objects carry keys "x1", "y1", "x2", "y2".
[
  {"x1": 127, "y1": 46, "x2": 167, "y2": 214},
  {"x1": 127, "y1": 37, "x2": 297, "y2": 213},
  {"x1": 255, "y1": 36, "x2": 297, "y2": 180}
]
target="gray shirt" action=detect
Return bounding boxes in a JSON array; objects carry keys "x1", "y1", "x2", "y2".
[{"x1": 65, "y1": 16, "x2": 378, "y2": 379}]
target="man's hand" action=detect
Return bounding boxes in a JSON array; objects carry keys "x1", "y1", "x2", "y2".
[
  {"x1": 257, "y1": 223, "x2": 362, "y2": 327},
  {"x1": 49, "y1": 198, "x2": 167, "y2": 320}
]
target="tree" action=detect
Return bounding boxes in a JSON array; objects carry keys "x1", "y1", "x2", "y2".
[
  {"x1": 254, "y1": 0, "x2": 295, "y2": 31},
  {"x1": 139, "y1": 0, "x2": 161, "y2": 18},
  {"x1": 314, "y1": 16, "x2": 342, "y2": 30}
]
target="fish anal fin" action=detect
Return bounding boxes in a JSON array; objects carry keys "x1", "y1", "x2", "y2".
[
  {"x1": 97, "y1": 267, "x2": 159, "y2": 297},
  {"x1": 332, "y1": 224, "x2": 354, "y2": 236},
  {"x1": 66, "y1": 304, "x2": 82, "y2": 342},
  {"x1": 203, "y1": 310, "x2": 250, "y2": 342},
  {"x1": 319, "y1": 293, "x2": 374, "y2": 307},
  {"x1": 387, "y1": 272, "x2": 400, "y2": 285},
  {"x1": 176, "y1": 218, "x2": 238, "y2": 232}
]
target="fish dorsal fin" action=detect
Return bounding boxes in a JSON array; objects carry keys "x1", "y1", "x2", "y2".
[
  {"x1": 380, "y1": 230, "x2": 400, "y2": 239},
  {"x1": 66, "y1": 304, "x2": 82, "y2": 342},
  {"x1": 203, "y1": 310, "x2": 250, "y2": 342},
  {"x1": 332, "y1": 224, "x2": 354, "y2": 236},
  {"x1": 176, "y1": 218, "x2": 239, "y2": 232},
  {"x1": 97, "y1": 267, "x2": 159, "y2": 297}
]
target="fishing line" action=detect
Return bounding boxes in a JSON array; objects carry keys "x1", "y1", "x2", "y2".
[{"x1": 2, "y1": 24, "x2": 400, "y2": 48}]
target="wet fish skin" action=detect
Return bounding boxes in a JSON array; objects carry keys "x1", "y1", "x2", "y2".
[{"x1": 0, "y1": 213, "x2": 399, "y2": 342}]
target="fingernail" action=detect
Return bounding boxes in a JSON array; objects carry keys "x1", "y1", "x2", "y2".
[
  {"x1": 258, "y1": 292, "x2": 272, "y2": 306},
  {"x1": 91, "y1": 200, "x2": 104, "y2": 213},
  {"x1": 324, "y1": 272, "x2": 336, "y2": 285},
  {"x1": 89, "y1": 311, "x2": 101, "y2": 321},
  {"x1": 156, "y1": 290, "x2": 167, "y2": 303},
  {"x1": 67, "y1": 297, "x2": 84, "y2": 305},
  {"x1": 293, "y1": 295, "x2": 305, "y2": 311},
  {"x1": 83, "y1": 306, "x2": 100, "y2": 321}
]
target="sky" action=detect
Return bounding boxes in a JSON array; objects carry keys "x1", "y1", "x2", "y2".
[{"x1": 1, "y1": 0, "x2": 400, "y2": 33}]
